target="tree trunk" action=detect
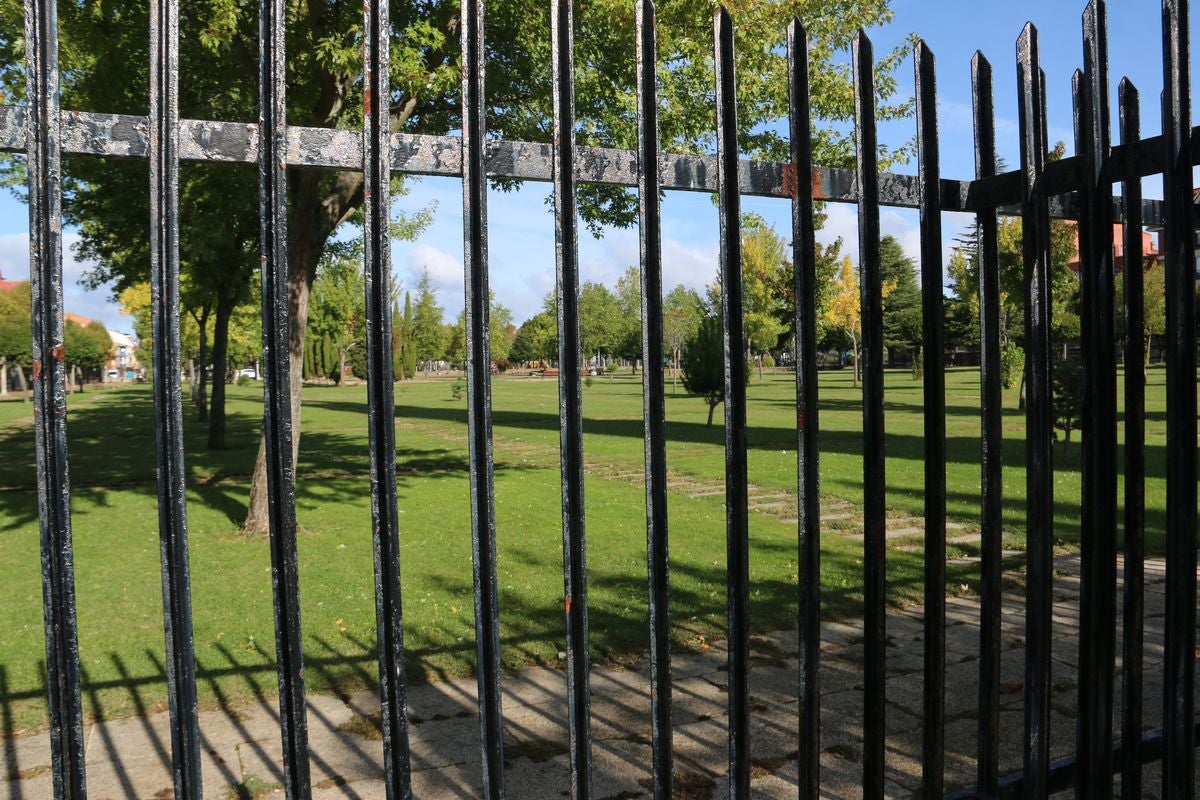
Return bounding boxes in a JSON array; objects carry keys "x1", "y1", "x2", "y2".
[
  {"x1": 15, "y1": 363, "x2": 28, "y2": 402},
  {"x1": 338, "y1": 346, "x2": 346, "y2": 385},
  {"x1": 0, "y1": 356, "x2": 7, "y2": 397},
  {"x1": 195, "y1": 304, "x2": 210, "y2": 422},
  {"x1": 852, "y1": 334, "x2": 860, "y2": 388},
  {"x1": 187, "y1": 357, "x2": 196, "y2": 403},
  {"x1": 707, "y1": 400, "x2": 716, "y2": 427},
  {"x1": 207, "y1": 293, "x2": 235, "y2": 450},
  {"x1": 243, "y1": 169, "x2": 339, "y2": 535}
]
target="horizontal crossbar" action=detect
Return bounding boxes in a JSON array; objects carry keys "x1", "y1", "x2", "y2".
[{"x1": 1, "y1": 103, "x2": 1194, "y2": 224}]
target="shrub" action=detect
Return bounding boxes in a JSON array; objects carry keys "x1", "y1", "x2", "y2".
[
  {"x1": 1000, "y1": 341, "x2": 1023, "y2": 390},
  {"x1": 236, "y1": 373, "x2": 252, "y2": 387},
  {"x1": 450, "y1": 377, "x2": 466, "y2": 401},
  {"x1": 761, "y1": 353, "x2": 776, "y2": 369}
]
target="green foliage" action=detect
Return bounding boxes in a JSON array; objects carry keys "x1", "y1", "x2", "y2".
[
  {"x1": 740, "y1": 215, "x2": 789, "y2": 357},
  {"x1": 761, "y1": 353, "x2": 776, "y2": 369},
  {"x1": 450, "y1": 377, "x2": 466, "y2": 401},
  {"x1": 1053, "y1": 354, "x2": 1083, "y2": 464},
  {"x1": 0, "y1": 281, "x2": 32, "y2": 365},
  {"x1": 308, "y1": 252, "x2": 365, "y2": 383},
  {"x1": 612, "y1": 267, "x2": 644, "y2": 362},
  {"x1": 680, "y1": 314, "x2": 748, "y2": 426},
  {"x1": 511, "y1": 310, "x2": 558, "y2": 365},
  {"x1": 64, "y1": 319, "x2": 113, "y2": 377},
  {"x1": 1000, "y1": 342, "x2": 1023, "y2": 390},
  {"x1": 399, "y1": 293, "x2": 418, "y2": 380},
  {"x1": 446, "y1": 295, "x2": 512, "y2": 367},
  {"x1": 412, "y1": 270, "x2": 446, "y2": 369},
  {"x1": 879, "y1": 235, "x2": 921, "y2": 361},
  {"x1": 236, "y1": 373, "x2": 252, "y2": 387},
  {"x1": 579, "y1": 282, "x2": 621, "y2": 361},
  {"x1": 663, "y1": 285, "x2": 704, "y2": 363},
  {"x1": 1115, "y1": 258, "x2": 1168, "y2": 360},
  {"x1": 948, "y1": 146, "x2": 1078, "y2": 353}
]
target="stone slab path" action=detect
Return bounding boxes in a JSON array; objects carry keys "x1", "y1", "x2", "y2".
[{"x1": 2, "y1": 554, "x2": 1192, "y2": 799}]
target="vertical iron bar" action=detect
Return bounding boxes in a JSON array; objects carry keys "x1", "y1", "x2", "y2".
[
  {"x1": 1160, "y1": 1, "x2": 1196, "y2": 795},
  {"x1": 788, "y1": 19, "x2": 821, "y2": 800},
  {"x1": 636, "y1": 2, "x2": 673, "y2": 797},
  {"x1": 1077, "y1": 5, "x2": 1118, "y2": 797},
  {"x1": 1016, "y1": 23, "x2": 1053, "y2": 799},
  {"x1": 915, "y1": 40, "x2": 946, "y2": 800},
  {"x1": 23, "y1": 0, "x2": 86, "y2": 796},
  {"x1": 1118, "y1": 76, "x2": 1144, "y2": 800},
  {"x1": 853, "y1": 29, "x2": 886, "y2": 800},
  {"x1": 257, "y1": 0, "x2": 310, "y2": 794},
  {"x1": 362, "y1": 0, "x2": 412, "y2": 796},
  {"x1": 972, "y1": 50, "x2": 1003, "y2": 799},
  {"x1": 551, "y1": 1, "x2": 593, "y2": 796},
  {"x1": 461, "y1": 1, "x2": 506, "y2": 796},
  {"x1": 714, "y1": 9, "x2": 750, "y2": 798},
  {"x1": 148, "y1": 0, "x2": 201, "y2": 796}
]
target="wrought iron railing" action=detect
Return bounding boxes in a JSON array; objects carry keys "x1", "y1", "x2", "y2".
[{"x1": 2, "y1": 0, "x2": 1198, "y2": 798}]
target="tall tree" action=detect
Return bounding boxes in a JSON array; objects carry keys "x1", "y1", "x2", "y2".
[
  {"x1": 823, "y1": 255, "x2": 862, "y2": 387},
  {"x1": 877, "y1": 235, "x2": 921, "y2": 368},
  {"x1": 579, "y1": 282, "x2": 621, "y2": 365},
  {"x1": 412, "y1": 269, "x2": 445, "y2": 375},
  {"x1": 680, "y1": 312, "x2": 749, "y2": 426},
  {"x1": 308, "y1": 252, "x2": 365, "y2": 385},
  {"x1": 662, "y1": 284, "x2": 703, "y2": 391},
  {"x1": 1, "y1": 0, "x2": 912, "y2": 532},
  {"x1": 740, "y1": 215, "x2": 789, "y2": 377},
  {"x1": 511, "y1": 310, "x2": 559, "y2": 366},
  {"x1": 63, "y1": 319, "x2": 113, "y2": 390},
  {"x1": 613, "y1": 266, "x2": 644, "y2": 368},
  {"x1": 447, "y1": 293, "x2": 514, "y2": 366}
]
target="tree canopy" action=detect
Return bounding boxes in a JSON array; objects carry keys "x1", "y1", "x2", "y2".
[{"x1": 0, "y1": 0, "x2": 913, "y2": 531}]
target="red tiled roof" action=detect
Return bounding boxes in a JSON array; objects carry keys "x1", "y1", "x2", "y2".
[{"x1": 0, "y1": 280, "x2": 17, "y2": 292}]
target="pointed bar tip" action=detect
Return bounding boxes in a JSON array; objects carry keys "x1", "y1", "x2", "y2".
[
  {"x1": 789, "y1": 17, "x2": 807, "y2": 42},
  {"x1": 1018, "y1": 21, "x2": 1037, "y2": 50},
  {"x1": 1118, "y1": 76, "x2": 1138, "y2": 99},
  {"x1": 972, "y1": 49, "x2": 990, "y2": 72},
  {"x1": 915, "y1": 38, "x2": 934, "y2": 65}
]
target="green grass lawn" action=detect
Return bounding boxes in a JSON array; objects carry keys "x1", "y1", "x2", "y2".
[{"x1": 0, "y1": 366, "x2": 1176, "y2": 733}]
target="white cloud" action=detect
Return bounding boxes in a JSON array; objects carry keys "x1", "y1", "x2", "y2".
[{"x1": 405, "y1": 242, "x2": 463, "y2": 292}]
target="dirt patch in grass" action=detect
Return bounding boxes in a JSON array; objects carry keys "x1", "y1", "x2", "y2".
[
  {"x1": 639, "y1": 770, "x2": 716, "y2": 799},
  {"x1": 338, "y1": 710, "x2": 384, "y2": 741},
  {"x1": 750, "y1": 750, "x2": 798, "y2": 780},
  {"x1": 224, "y1": 776, "x2": 283, "y2": 800},
  {"x1": 504, "y1": 736, "x2": 570, "y2": 764}
]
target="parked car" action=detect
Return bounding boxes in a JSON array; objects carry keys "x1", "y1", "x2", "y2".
[{"x1": 238, "y1": 368, "x2": 259, "y2": 380}]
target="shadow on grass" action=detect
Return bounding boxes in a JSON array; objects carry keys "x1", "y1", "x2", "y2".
[{"x1": 0, "y1": 386, "x2": 533, "y2": 531}]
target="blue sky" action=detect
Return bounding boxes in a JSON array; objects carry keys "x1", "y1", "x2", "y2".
[{"x1": 0, "y1": 0, "x2": 1192, "y2": 333}]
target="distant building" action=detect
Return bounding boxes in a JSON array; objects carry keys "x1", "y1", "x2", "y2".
[
  {"x1": 1067, "y1": 223, "x2": 1161, "y2": 274},
  {"x1": 64, "y1": 311, "x2": 142, "y2": 382}
]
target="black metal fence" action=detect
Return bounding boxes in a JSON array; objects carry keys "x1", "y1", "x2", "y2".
[{"x1": 1, "y1": 0, "x2": 1197, "y2": 798}]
